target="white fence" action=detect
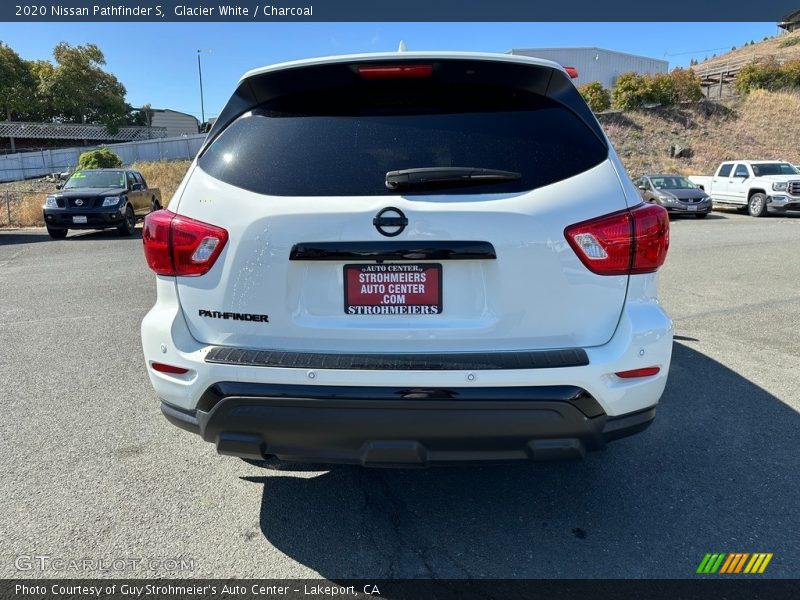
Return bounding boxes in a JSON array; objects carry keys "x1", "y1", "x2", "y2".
[{"x1": 0, "y1": 134, "x2": 206, "y2": 183}]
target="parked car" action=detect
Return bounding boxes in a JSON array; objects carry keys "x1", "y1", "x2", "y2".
[
  {"x1": 634, "y1": 174, "x2": 712, "y2": 218},
  {"x1": 141, "y1": 51, "x2": 672, "y2": 466},
  {"x1": 43, "y1": 168, "x2": 162, "y2": 238},
  {"x1": 689, "y1": 161, "x2": 800, "y2": 217}
]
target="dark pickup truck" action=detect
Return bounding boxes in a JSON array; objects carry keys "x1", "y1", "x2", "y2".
[{"x1": 43, "y1": 168, "x2": 162, "y2": 238}]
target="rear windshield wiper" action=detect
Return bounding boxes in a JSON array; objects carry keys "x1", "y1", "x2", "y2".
[{"x1": 385, "y1": 167, "x2": 521, "y2": 191}]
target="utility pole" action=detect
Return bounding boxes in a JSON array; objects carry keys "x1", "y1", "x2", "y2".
[{"x1": 197, "y1": 49, "x2": 211, "y2": 128}]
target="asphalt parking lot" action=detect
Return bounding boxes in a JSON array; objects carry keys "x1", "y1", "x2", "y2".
[{"x1": 1, "y1": 209, "x2": 798, "y2": 579}]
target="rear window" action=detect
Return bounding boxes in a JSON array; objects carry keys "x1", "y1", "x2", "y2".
[
  {"x1": 751, "y1": 163, "x2": 798, "y2": 176},
  {"x1": 198, "y1": 85, "x2": 608, "y2": 196}
]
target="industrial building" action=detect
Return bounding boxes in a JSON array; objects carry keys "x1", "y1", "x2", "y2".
[
  {"x1": 508, "y1": 47, "x2": 669, "y2": 89},
  {"x1": 148, "y1": 109, "x2": 200, "y2": 137}
]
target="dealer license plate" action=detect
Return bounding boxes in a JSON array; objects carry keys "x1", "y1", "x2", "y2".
[
  {"x1": 72, "y1": 216, "x2": 88, "y2": 224},
  {"x1": 687, "y1": 205, "x2": 697, "y2": 211},
  {"x1": 344, "y1": 263, "x2": 442, "y2": 315}
]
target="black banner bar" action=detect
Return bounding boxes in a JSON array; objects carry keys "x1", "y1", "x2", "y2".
[
  {"x1": 2, "y1": 1, "x2": 799, "y2": 22},
  {"x1": 4, "y1": 579, "x2": 800, "y2": 600}
]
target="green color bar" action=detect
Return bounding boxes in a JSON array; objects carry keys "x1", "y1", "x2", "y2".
[
  {"x1": 710, "y1": 553, "x2": 726, "y2": 573},
  {"x1": 696, "y1": 554, "x2": 713, "y2": 573}
]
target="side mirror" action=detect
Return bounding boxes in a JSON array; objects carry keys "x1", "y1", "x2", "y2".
[
  {"x1": 56, "y1": 184, "x2": 62, "y2": 190},
  {"x1": 131, "y1": 183, "x2": 143, "y2": 191},
  {"x1": 638, "y1": 185, "x2": 647, "y2": 191}
]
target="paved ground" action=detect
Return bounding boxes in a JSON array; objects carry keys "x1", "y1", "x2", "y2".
[{"x1": 0, "y1": 210, "x2": 798, "y2": 579}]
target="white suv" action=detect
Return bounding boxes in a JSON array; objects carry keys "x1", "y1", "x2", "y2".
[{"x1": 141, "y1": 52, "x2": 672, "y2": 466}]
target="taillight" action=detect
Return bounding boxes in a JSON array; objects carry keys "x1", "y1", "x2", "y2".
[
  {"x1": 142, "y1": 209, "x2": 228, "y2": 277},
  {"x1": 565, "y1": 203, "x2": 669, "y2": 276},
  {"x1": 358, "y1": 64, "x2": 433, "y2": 79}
]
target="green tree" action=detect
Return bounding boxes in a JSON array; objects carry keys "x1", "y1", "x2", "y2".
[
  {"x1": 77, "y1": 148, "x2": 123, "y2": 169},
  {"x1": 577, "y1": 81, "x2": 611, "y2": 112},
  {"x1": 42, "y1": 42, "x2": 128, "y2": 132},
  {"x1": 0, "y1": 41, "x2": 36, "y2": 120}
]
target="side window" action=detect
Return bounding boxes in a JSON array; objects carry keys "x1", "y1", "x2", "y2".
[
  {"x1": 717, "y1": 163, "x2": 733, "y2": 177},
  {"x1": 134, "y1": 171, "x2": 146, "y2": 188},
  {"x1": 734, "y1": 164, "x2": 749, "y2": 178},
  {"x1": 126, "y1": 171, "x2": 137, "y2": 189},
  {"x1": 633, "y1": 178, "x2": 642, "y2": 187}
]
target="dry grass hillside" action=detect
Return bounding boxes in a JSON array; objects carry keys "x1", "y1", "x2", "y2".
[
  {"x1": 692, "y1": 29, "x2": 800, "y2": 73},
  {"x1": 600, "y1": 89, "x2": 800, "y2": 178},
  {"x1": 2, "y1": 90, "x2": 800, "y2": 227}
]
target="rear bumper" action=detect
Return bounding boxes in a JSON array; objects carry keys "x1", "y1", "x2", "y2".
[{"x1": 160, "y1": 383, "x2": 656, "y2": 465}]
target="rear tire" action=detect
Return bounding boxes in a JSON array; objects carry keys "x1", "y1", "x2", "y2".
[
  {"x1": 46, "y1": 226, "x2": 67, "y2": 239},
  {"x1": 117, "y1": 205, "x2": 135, "y2": 236},
  {"x1": 748, "y1": 193, "x2": 768, "y2": 217},
  {"x1": 150, "y1": 197, "x2": 161, "y2": 212}
]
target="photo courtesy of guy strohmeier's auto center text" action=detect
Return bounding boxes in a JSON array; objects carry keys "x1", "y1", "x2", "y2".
[{"x1": 1, "y1": 1, "x2": 799, "y2": 599}]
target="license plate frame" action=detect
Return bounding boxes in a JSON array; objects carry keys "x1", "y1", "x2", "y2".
[
  {"x1": 344, "y1": 263, "x2": 442, "y2": 315},
  {"x1": 686, "y1": 205, "x2": 698, "y2": 211},
  {"x1": 72, "y1": 215, "x2": 88, "y2": 224}
]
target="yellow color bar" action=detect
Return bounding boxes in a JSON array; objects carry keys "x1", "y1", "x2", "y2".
[
  {"x1": 758, "y1": 553, "x2": 773, "y2": 574},
  {"x1": 744, "y1": 554, "x2": 760, "y2": 573}
]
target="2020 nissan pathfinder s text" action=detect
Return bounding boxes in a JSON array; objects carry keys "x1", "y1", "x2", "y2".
[{"x1": 141, "y1": 52, "x2": 672, "y2": 466}]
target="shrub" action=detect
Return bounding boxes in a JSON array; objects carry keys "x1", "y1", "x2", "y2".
[
  {"x1": 77, "y1": 148, "x2": 122, "y2": 170},
  {"x1": 778, "y1": 37, "x2": 800, "y2": 48},
  {"x1": 612, "y1": 72, "x2": 651, "y2": 109},
  {"x1": 669, "y1": 68, "x2": 704, "y2": 102},
  {"x1": 735, "y1": 58, "x2": 800, "y2": 95},
  {"x1": 612, "y1": 68, "x2": 704, "y2": 108},
  {"x1": 578, "y1": 81, "x2": 611, "y2": 112}
]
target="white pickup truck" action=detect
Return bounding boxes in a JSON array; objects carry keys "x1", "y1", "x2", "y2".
[{"x1": 689, "y1": 161, "x2": 800, "y2": 217}]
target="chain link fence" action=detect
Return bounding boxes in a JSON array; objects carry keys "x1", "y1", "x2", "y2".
[{"x1": 0, "y1": 190, "x2": 48, "y2": 227}]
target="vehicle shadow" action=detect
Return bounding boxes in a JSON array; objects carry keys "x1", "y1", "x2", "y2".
[
  {"x1": 0, "y1": 231, "x2": 54, "y2": 246},
  {"x1": 669, "y1": 213, "x2": 727, "y2": 220},
  {"x1": 69, "y1": 227, "x2": 143, "y2": 241},
  {"x1": 0, "y1": 227, "x2": 142, "y2": 246},
  {"x1": 243, "y1": 342, "x2": 800, "y2": 579}
]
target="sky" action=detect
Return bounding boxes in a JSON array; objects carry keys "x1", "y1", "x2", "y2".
[{"x1": 0, "y1": 22, "x2": 781, "y2": 121}]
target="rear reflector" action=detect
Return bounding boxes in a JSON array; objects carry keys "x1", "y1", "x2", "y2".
[
  {"x1": 142, "y1": 209, "x2": 228, "y2": 277},
  {"x1": 615, "y1": 366, "x2": 661, "y2": 379},
  {"x1": 358, "y1": 64, "x2": 433, "y2": 79},
  {"x1": 564, "y1": 66, "x2": 579, "y2": 79},
  {"x1": 151, "y1": 362, "x2": 190, "y2": 375},
  {"x1": 565, "y1": 203, "x2": 669, "y2": 276}
]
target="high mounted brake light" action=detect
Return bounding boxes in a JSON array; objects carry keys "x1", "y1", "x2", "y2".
[
  {"x1": 565, "y1": 203, "x2": 669, "y2": 276},
  {"x1": 564, "y1": 66, "x2": 579, "y2": 79},
  {"x1": 358, "y1": 64, "x2": 434, "y2": 79},
  {"x1": 142, "y1": 209, "x2": 229, "y2": 277}
]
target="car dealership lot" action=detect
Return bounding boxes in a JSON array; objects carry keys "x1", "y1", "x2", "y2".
[{"x1": 0, "y1": 210, "x2": 798, "y2": 579}]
